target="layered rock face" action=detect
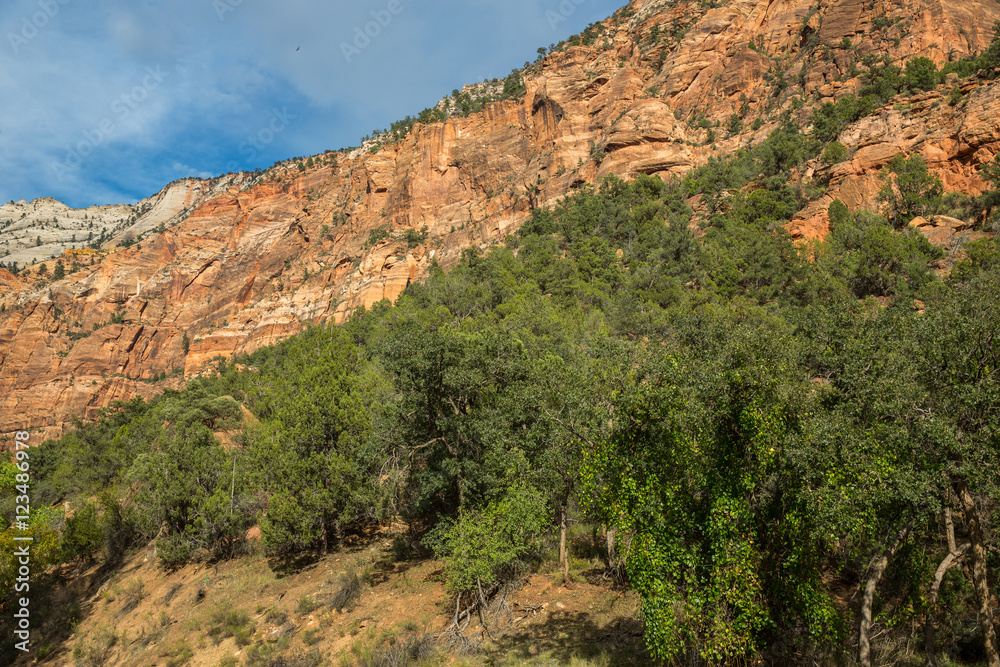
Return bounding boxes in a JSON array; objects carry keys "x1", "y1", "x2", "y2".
[
  {"x1": 2, "y1": 0, "x2": 1000, "y2": 439},
  {"x1": 0, "y1": 179, "x2": 219, "y2": 269}
]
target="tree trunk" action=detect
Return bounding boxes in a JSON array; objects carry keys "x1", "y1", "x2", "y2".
[
  {"x1": 925, "y1": 507, "x2": 971, "y2": 667},
  {"x1": 925, "y1": 543, "x2": 970, "y2": 667},
  {"x1": 953, "y1": 477, "x2": 1000, "y2": 667},
  {"x1": 559, "y1": 499, "x2": 569, "y2": 584},
  {"x1": 860, "y1": 524, "x2": 911, "y2": 667}
]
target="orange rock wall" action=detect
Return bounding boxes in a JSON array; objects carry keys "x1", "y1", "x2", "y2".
[{"x1": 2, "y1": 0, "x2": 1000, "y2": 439}]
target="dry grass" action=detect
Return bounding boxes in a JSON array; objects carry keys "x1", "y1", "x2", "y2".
[{"x1": 32, "y1": 525, "x2": 648, "y2": 667}]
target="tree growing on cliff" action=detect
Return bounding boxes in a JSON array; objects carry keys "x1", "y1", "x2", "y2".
[{"x1": 877, "y1": 154, "x2": 944, "y2": 228}]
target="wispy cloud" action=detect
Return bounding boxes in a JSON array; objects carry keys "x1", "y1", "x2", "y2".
[{"x1": 0, "y1": 0, "x2": 625, "y2": 208}]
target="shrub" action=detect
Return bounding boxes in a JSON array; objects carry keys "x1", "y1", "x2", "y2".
[
  {"x1": 821, "y1": 141, "x2": 848, "y2": 165},
  {"x1": 860, "y1": 54, "x2": 906, "y2": 100},
  {"x1": 354, "y1": 633, "x2": 436, "y2": 667},
  {"x1": 727, "y1": 113, "x2": 743, "y2": 137},
  {"x1": 501, "y1": 69, "x2": 526, "y2": 100},
  {"x1": 207, "y1": 605, "x2": 254, "y2": 646},
  {"x1": 824, "y1": 209, "x2": 944, "y2": 297},
  {"x1": 877, "y1": 154, "x2": 944, "y2": 228},
  {"x1": 244, "y1": 645, "x2": 322, "y2": 667},
  {"x1": 72, "y1": 628, "x2": 118, "y2": 666},
  {"x1": 426, "y1": 482, "x2": 549, "y2": 594},
  {"x1": 119, "y1": 579, "x2": 146, "y2": 616},
  {"x1": 367, "y1": 226, "x2": 391, "y2": 247},
  {"x1": 828, "y1": 199, "x2": 850, "y2": 228},
  {"x1": 265, "y1": 607, "x2": 289, "y2": 625},
  {"x1": 296, "y1": 595, "x2": 319, "y2": 614},
  {"x1": 810, "y1": 94, "x2": 879, "y2": 143},
  {"x1": 905, "y1": 56, "x2": 939, "y2": 92},
  {"x1": 403, "y1": 226, "x2": 428, "y2": 248},
  {"x1": 329, "y1": 570, "x2": 363, "y2": 612},
  {"x1": 62, "y1": 501, "x2": 105, "y2": 562}
]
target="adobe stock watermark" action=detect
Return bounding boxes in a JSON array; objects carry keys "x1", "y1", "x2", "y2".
[
  {"x1": 225, "y1": 107, "x2": 296, "y2": 172},
  {"x1": 7, "y1": 0, "x2": 72, "y2": 54},
  {"x1": 211, "y1": 0, "x2": 243, "y2": 21},
  {"x1": 52, "y1": 65, "x2": 169, "y2": 182},
  {"x1": 340, "y1": 0, "x2": 409, "y2": 64},
  {"x1": 11, "y1": 430, "x2": 32, "y2": 653},
  {"x1": 547, "y1": 0, "x2": 589, "y2": 31}
]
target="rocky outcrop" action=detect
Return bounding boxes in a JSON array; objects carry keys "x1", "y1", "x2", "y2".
[
  {"x1": 2, "y1": 0, "x2": 1000, "y2": 439},
  {"x1": 790, "y1": 80, "x2": 1000, "y2": 240}
]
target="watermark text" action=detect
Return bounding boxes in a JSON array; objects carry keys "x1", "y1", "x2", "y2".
[{"x1": 11, "y1": 430, "x2": 32, "y2": 653}]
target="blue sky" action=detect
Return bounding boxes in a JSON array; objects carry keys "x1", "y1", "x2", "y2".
[{"x1": 0, "y1": 0, "x2": 626, "y2": 208}]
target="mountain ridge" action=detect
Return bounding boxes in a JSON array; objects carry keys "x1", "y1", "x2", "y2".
[{"x1": 2, "y1": 0, "x2": 1000, "y2": 440}]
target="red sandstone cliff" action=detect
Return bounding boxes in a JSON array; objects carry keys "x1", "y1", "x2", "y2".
[{"x1": 2, "y1": 0, "x2": 1000, "y2": 439}]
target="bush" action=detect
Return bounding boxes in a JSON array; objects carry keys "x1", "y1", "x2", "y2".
[
  {"x1": 119, "y1": 579, "x2": 146, "y2": 616},
  {"x1": 878, "y1": 154, "x2": 944, "y2": 228},
  {"x1": 367, "y1": 226, "x2": 391, "y2": 247},
  {"x1": 905, "y1": 56, "x2": 939, "y2": 92},
  {"x1": 821, "y1": 141, "x2": 848, "y2": 166},
  {"x1": 824, "y1": 209, "x2": 944, "y2": 297},
  {"x1": 72, "y1": 628, "x2": 118, "y2": 666},
  {"x1": 403, "y1": 226, "x2": 428, "y2": 248},
  {"x1": 427, "y1": 482, "x2": 549, "y2": 594},
  {"x1": 62, "y1": 501, "x2": 105, "y2": 562},
  {"x1": 329, "y1": 570, "x2": 363, "y2": 611},
  {"x1": 354, "y1": 633, "x2": 436, "y2": 667},
  {"x1": 265, "y1": 607, "x2": 289, "y2": 625},
  {"x1": 860, "y1": 54, "x2": 905, "y2": 100},
  {"x1": 828, "y1": 199, "x2": 850, "y2": 228},
  {"x1": 296, "y1": 595, "x2": 319, "y2": 614},
  {"x1": 727, "y1": 113, "x2": 743, "y2": 137},
  {"x1": 244, "y1": 645, "x2": 322, "y2": 667},
  {"x1": 501, "y1": 69, "x2": 526, "y2": 100},
  {"x1": 207, "y1": 605, "x2": 254, "y2": 646},
  {"x1": 810, "y1": 94, "x2": 879, "y2": 143}
]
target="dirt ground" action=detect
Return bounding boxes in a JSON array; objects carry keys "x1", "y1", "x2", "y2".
[{"x1": 16, "y1": 528, "x2": 653, "y2": 666}]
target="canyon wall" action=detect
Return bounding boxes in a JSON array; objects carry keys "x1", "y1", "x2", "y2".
[{"x1": 2, "y1": 0, "x2": 1000, "y2": 439}]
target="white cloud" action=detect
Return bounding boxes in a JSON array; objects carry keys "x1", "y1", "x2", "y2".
[{"x1": 0, "y1": 0, "x2": 626, "y2": 207}]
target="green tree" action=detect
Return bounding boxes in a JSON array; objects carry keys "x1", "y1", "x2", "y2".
[
  {"x1": 373, "y1": 307, "x2": 535, "y2": 519},
  {"x1": 53, "y1": 258, "x2": 65, "y2": 280},
  {"x1": 912, "y1": 271, "x2": 1000, "y2": 666},
  {"x1": 905, "y1": 56, "x2": 939, "y2": 92},
  {"x1": 821, "y1": 209, "x2": 943, "y2": 298},
  {"x1": 429, "y1": 481, "x2": 549, "y2": 595},
  {"x1": 242, "y1": 325, "x2": 378, "y2": 553},
  {"x1": 727, "y1": 113, "x2": 742, "y2": 137},
  {"x1": 877, "y1": 154, "x2": 944, "y2": 228},
  {"x1": 582, "y1": 311, "x2": 837, "y2": 663},
  {"x1": 125, "y1": 385, "x2": 248, "y2": 566}
]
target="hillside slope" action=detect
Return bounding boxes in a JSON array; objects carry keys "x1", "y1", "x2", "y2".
[{"x1": 1, "y1": 0, "x2": 999, "y2": 440}]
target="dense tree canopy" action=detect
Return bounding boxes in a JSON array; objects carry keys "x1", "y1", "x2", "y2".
[{"x1": 5, "y1": 115, "x2": 1000, "y2": 666}]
